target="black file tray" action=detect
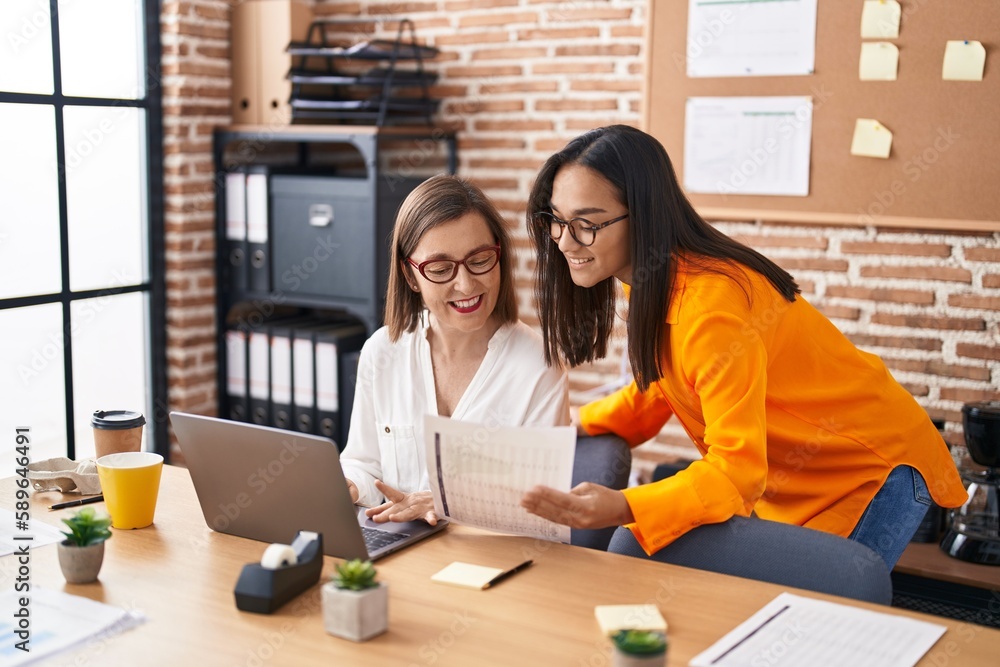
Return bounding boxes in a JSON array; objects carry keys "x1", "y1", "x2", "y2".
[{"x1": 285, "y1": 18, "x2": 439, "y2": 126}]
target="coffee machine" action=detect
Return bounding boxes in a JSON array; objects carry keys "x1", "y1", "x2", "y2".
[{"x1": 940, "y1": 401, "x2": 1000, "y2": 565}]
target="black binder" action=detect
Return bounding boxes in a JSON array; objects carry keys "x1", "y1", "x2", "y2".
[
  {"x1": 245, "y1": 168, "x2": 270, "y2": 294},
  {"x1": 312, "y1": 322, "x2": 367, "y2": 447},
  {"x1": 224, "y1": 325, "x2": 249, "y2": 422},
  {"x1": 223, "y1": 171, "x2": 248, "y2": 294}
]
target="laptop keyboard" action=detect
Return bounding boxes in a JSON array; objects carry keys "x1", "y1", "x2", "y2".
[{"x1": 361, "y1": 525, "x2": 410, "y2": 551}]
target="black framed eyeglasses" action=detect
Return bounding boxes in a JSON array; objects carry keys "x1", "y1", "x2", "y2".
[
  {"x1": 534, "y1": 211, "x2": 628, "y2": 247},
  {"x1": 407, "y1": 245, "x2": 501, "y2": 284}
]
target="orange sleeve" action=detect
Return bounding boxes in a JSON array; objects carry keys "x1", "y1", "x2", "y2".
[
  {"x1": 623, "y1": 311, "x2": 769, "y2": 555},
  {"x1": 578, "y1": 380, "x2": 673, "y2": 447}
]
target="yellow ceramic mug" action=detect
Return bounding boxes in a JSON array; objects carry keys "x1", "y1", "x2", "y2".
[{"x1": 96, "y1": 452, "x2": 164, "y2": 529}]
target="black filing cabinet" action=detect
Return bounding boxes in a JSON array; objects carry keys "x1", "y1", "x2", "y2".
[{"x1": 212, "y1": 125, "x2": 457, "y2": 446}]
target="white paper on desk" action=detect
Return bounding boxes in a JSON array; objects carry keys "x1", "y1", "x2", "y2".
[
  {"x1": 0, "y1": 587, "x2": 145, "y2": 666},
  {"x1": 424, "y1": 414, "x2": 575, "y2": 542},
  {"x1": 0, "y1": 509, "x2": 64, "y2": 557},
  {"x1": 684, "y1": 96, "x2": 812, "y2": 197},
  {"x1": 689, "y1": 592, "x2": 946, "y2": 667},
  {"x1": 687, "y1": 0, "x2": 817, "y2": 77}
]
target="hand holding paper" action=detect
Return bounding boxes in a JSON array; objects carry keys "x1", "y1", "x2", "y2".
[{"x1": 520, "y1": 482, "x2": 635, "y2": 530}]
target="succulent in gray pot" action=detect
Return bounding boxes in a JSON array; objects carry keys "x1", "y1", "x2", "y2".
[
  {"x1": 611, "y1": 629, "x2": 668, "y2": 667},
  {"x1": 322, "y1": 559, "x2": 388, "y2": 642},
  {"x1": 57, "y1": 506, "x2": 112, "y2": 584}
]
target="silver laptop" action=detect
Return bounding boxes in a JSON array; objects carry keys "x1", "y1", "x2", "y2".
[{"x1": 169, "y1": 411, "x2": 447, "y2": 560}]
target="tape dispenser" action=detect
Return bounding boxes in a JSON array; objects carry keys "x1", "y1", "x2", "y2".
[{"x1": 234, "y1": 530, "x2": 324, "y2": 614}]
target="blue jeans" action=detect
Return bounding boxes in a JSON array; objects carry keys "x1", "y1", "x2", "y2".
[{"x1": 848, "y1": 465, "x2": 932, "y2": 570}]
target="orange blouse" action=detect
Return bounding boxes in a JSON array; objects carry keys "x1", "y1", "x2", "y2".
[{"x1": 580, "y1": 261, "x2": 967, "y2": 555}]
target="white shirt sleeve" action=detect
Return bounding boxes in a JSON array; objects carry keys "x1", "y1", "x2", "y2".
[{"x1": 339, "y1": 333, "x2": 384, "y2": 507}]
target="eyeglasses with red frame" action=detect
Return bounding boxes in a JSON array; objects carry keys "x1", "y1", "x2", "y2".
[{"x1": 407, "y1": 245, "x2": 501, "y2": 284}]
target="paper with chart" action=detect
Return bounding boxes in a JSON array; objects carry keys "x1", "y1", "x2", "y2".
[
  {"x1": 687, "y1": 0, "x2": 817, "y2": 77},
  {"x1": 684, "y1": 96, "x2": 812, "y2": 196},
  {"x1": 689, "y1": 592, "x2": 946, "y2": 667},
  {"x1": 424, "y1": 415, "x2": 575, "y2": 543}
]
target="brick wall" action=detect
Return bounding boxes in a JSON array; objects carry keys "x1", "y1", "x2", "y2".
[{"x1": 161, "y1": 0, "x2": 1000, "y2": 474}]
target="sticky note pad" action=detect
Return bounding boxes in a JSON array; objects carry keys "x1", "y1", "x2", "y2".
[
  {"x1": 942, "y1": 40, "x2": 986, "y2": 81},
  {"x1": 431, "y1": 562, "x2": 503, "y2": 590},
  {"x1": 594, "y1": 604, "x2": 668, "y2": 636},
  {"x1": 860, "y1": 0, "x2": 901, "y2": 39},
  {"x1": 850, "y1": 119, "x2": 893, "y2": 159},
  {"x1": 859, "y1": 42, "x2": 899, "y2": 81}
]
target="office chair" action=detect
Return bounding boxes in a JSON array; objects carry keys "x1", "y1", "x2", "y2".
[
  {"x1": 608, "y1": 516, "x2": 893, "y2": 604},
  {"x1": 570, "y1": 434, "x2": 631, "y2": 551}
]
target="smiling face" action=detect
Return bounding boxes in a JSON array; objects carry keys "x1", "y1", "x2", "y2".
[
  {"x1": 406, "y1": 212, "x2": 501, "y2": 336},
  {"x1": 549, "y1": 163, "x2": 632, "y2": 287}
]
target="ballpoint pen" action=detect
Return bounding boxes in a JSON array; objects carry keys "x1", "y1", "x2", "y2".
[
  {"x1": 48, "y1": 495, "x2": 104, "y2": 511},
  {"x1": 484, "y1": 559, "x2": 534, "y2": 589}
]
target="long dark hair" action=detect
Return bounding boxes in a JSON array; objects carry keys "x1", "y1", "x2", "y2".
[{"x1": 527, "y1": 125, "x2": 799, "y2": 392}]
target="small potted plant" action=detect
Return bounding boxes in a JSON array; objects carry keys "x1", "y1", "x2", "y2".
[
  {"x1": 611, "y1": 629, "x2": 668, "y2": 667},
  {"x1": 57, "y1": 506, "x2": 112, "y2": 584},
  {"x1": 321, "y1": 559, "x2": 388, "y2": 642}
]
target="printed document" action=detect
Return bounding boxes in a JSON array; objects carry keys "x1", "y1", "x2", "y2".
[
  {"x1": 689, "y1": 592, "x2": 946, "y2": 667},
  {"x1": 424, "y1": 415, "x2": 575, "y2": 542},
  {"x1": 0, "y1": 509, "x2": 64, "y2": 557}
]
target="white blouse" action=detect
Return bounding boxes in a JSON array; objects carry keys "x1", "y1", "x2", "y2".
[{"x1": 340, "y1": 319, "x2": 570, "y2": 507}]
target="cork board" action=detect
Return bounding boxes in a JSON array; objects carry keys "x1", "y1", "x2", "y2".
[{"x1": 643, "y1": 1, "x2": 1000, "y2": 231}]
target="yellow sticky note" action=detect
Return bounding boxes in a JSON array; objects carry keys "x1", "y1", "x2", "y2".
[
  {"x1": 861, "y1": 0, "x2": 901, "y2": 39},
  {"x1": 860, "y1": 42, "x2": 899, "y2": 80},
  {"x1": 850, "y1": 119, "x2": 893, "y2": 159},
  {"x1": 594, "y1": 604, "x2": 668, "y2": 636},
  {"x1": 431, "y1": 562, "x2": 503, "y2": 590},
  {"x1": 942, "y1": 40, "x2": 986, "y2": 81}
]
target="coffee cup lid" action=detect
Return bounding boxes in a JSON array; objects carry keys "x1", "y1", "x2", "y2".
[{"x1": 92, "y1": 410, "x2": 146, "y2": 430}]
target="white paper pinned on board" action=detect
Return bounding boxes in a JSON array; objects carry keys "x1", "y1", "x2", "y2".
[
  {"x1": 860, "y1": 0, "x2": 901, "y2": 39},
  {"x1": 942, "y1": 40, "x2": 986, "y2": 81},
  {"x1": 860, "y1": 42, "x2": 899, "y2": 80},
  {"x1": 850, "y1": 119, "x2": 893, "y2": 159}
]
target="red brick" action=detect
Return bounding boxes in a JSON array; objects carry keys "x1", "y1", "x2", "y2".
[
  {"x1": 467, "y1": 177, "x2": 519, "y2": 190},
  {"x1": 774, "y1": 258, "x2": 849, "y2": 272},
  {"x1": 518, "y1": 27, "x2": 601, "y2": 41},
  {"x1": 841, "y1": 241, "x2": 951, "y2": 257},
  {"x1": 947, "y1": 294, "x2": 1000, "y2": 310},
  {"x1": 536, "y1": 99, "x2": 618, "y2": 112},
  {"x1": 458, "y1": 11, "x2": 539, "y2": 27},
  {"x1": 445, "y1": 99, "x2": 525, "y2": 114},
  {"x1": 901, "y1": 383, "x2": 930, "y2": 397},
  {"x1": 848, "y1": 334, "x2": 942, "y2": 351},
  {"x1": 611, "y1": 25, "x2": 644, "y2": 38},
  {"x1": 940, "y1": 387, "x2": 1000, "y2": 403},
  {"x1": 815, "y1": 304, "x2": 860, "y2": 320},
  {"x1": 870, "y1": 313, "x2": 985, "y2": 330},
  {"x1": 956, "y1": 343, "x2": 1000, "y2": 361},
  {"x1": 474, "y1": 119, "x2": 553, "y2": 131},
  {"x1": 883, "y1": 358, "x2": 991, "y2": 382},
  {"x1": 555, "y1": 44, "x2": 641, "y2": 57},
  {"x1": 367, "y1": 2, "x2": 438, "y2": 15},
  {"x1": 983, "y1": 274, "x2": 1000, "y2": 288},
  {"x1": 458, "y1": 137, "x2": 526, "y2": 150},
  {"x1": 964, "y1": 247, "x2": 1000, "y2": 262},
  {"x1": 737, "y1": 234, "x2": 829, "y2": 250},
  {"x1": 481, "y1": 80, "x2": 558, "y2": 94},
  {"x1": 533, "y1": 61, "x2": 615, "y2": 74},
  {"x1": 445, "y1": 0, "x2": 520, "y2": 10},
  {"x1": 824, "y1": 285, "x2": 935, "y2": 305},
  {"x1": 467, "y1": 158, "x2": 544, "y2": 171},
  {"x1": 444, "y1": 65, "x2": 523, "y2": 78},
  {"x1": 565, "y1": 117, "x2": 638, "y2": 131},
  {"x1": 569, "y1": 79, "x2": 643, "y2": 92},
  {"x1": 534, "y1": 137, "x2": 575, "y2": 152},
  {"x1": 434, "y1": 31, "x2": 508, "y2": 46},
  {"x1": 471, "y1": 47, "x2": 548, "y2": 61},
  {"x1": 859, "y1": 265, "x2": 973, "y2": 283},
  {"x1": 546, "y1": 7, "x2": 633, "y2": 21}
]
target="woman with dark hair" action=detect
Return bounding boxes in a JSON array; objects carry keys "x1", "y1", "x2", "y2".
[
  {"x1": 341, "y1": 174, "x2": 569, "y2": 525},
  {"x1": 519, "y1": 125, "x2": 965, "y2": 568}
]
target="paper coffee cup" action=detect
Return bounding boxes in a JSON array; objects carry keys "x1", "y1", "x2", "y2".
[
  {"x1": 96, "y1": 452, "x2": 164, "y2": 530},
  {"x1": 92, "y1": 410, "x2": 146, "y2": 460}
]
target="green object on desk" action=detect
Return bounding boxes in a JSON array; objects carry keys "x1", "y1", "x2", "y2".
[
  {"x1": 59, "y1": 506, "x2": 112, "y2": 547},
  {"x1": 612, "y1": 629, "x2": 668, "y2": 656}
]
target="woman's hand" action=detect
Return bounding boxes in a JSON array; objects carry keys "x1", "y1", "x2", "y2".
[
  {"x1": 365, "y1": 480, "x2": 439, "y2": 525},
  {"x1": 520, "y1": 482, "x2": 634, "y2": 529},
  {"x1": 345, "y1": 479, "x2": 360, "y2": 503}
]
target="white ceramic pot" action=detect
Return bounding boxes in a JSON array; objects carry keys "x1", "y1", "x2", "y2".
[
  {"x1": 321, "y1": 581, "x2": 388, "y2": 642},
  {"x1": 612, "y1": 648, "x2": 667, "y2": 667},
  {"x1": 57, "y1": 540, "x2": 105, "y2": 584}
]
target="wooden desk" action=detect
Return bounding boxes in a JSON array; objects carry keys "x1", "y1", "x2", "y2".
[{"x1": 6, "y1": 467, "x2": 1000, "y2": 666}]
